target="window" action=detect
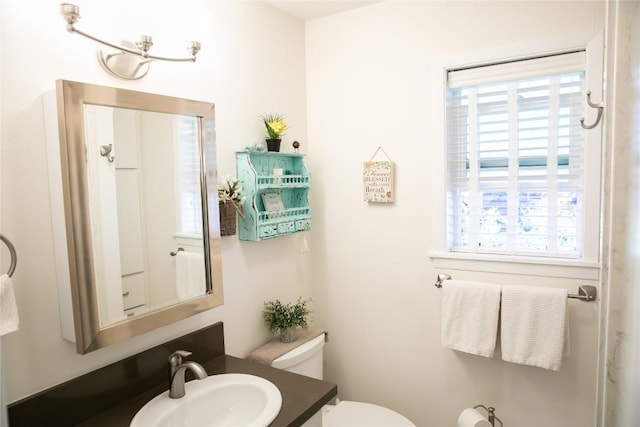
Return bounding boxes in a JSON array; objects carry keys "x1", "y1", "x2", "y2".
[
  {"x1": 445, "y1": 50, "x2": 599, "y2": 261},
  {"x1": 176, "y1": 116, "x2": 203, "y2": 236}
]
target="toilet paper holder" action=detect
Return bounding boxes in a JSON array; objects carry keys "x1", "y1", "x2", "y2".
[{"x1": 474, "y1": 404, "x2": 503, "y2": 427}]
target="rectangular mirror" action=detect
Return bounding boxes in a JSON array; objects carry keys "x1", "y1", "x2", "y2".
[{"x1": 54, "y1": 80, "x2": 224, "y2": 354}]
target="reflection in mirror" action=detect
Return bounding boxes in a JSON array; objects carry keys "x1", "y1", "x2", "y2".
[
  {"x1": 84, "y1": 105, "x2": 209, "y2": 326},
  {"x1": 55, "y1": 80, "x2": 223, "y2": 354}
]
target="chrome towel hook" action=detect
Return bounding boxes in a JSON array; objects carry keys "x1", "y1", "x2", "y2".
[
  {"x1": 0, "y1": 233, "x2": 17, "y2": 277},
  {"x1": 99, "y1": 144, "x2": 115, "y2": 163},
  {"x1": 580, "y1": 90, "x2": 604, "y2": 130}
]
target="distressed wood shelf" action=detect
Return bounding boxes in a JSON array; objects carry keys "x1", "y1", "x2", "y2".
[{"x1": 236, "y1": 151, "x2": 311, "y2": 241}]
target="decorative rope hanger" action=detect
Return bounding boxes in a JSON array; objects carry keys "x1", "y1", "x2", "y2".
[{"x1": 366, "y1": 146, "x2": 392, "y2": 165}]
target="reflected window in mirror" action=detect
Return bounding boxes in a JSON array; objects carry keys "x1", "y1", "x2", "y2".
[{"x1": 177, "y1": 116, "x2": 204, "y2": 237}]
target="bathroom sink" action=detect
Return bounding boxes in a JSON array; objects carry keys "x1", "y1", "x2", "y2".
[{"x1": 130, "y1": 373, "x2": 282, "y2": 427}]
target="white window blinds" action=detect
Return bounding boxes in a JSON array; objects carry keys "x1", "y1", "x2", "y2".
[
  {"x1": 446, "y1": 52, "x2": 586, "y2": 258},
  {"x1": 177, "y1": 116, "x2": 203, "y2": 235}
]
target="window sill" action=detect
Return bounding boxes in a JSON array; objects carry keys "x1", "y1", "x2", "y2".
[
  {"x1": 174, "y1": 234, "x2": 204, "y2": 247},
  {"x1": 429, "y1": 251, "x2": 600, "y2": 280}
]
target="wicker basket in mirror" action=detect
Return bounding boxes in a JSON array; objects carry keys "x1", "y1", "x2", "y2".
[{"x1": 219, "y1": 201, "x2": 237, "y2": 236}]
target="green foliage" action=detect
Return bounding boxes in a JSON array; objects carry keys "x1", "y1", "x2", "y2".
[{"x1": 262, "y1": 298, "x2": 312, "y2": 333}]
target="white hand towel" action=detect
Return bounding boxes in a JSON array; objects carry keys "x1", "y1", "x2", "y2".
[
  {"x1": 0, "y1": 274, "x2": 19, "y2": 336},
  {"x1": 176, "y1": 251, "x2": 206, "y2": 300},
  {"x1": 441, "y1": 279, "x2": 501, "y2": 358},
  {"x1": 500, "y1": 285, "x2": 568, "y2": 371}
]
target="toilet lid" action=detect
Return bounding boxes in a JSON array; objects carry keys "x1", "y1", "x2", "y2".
[{"x1": 323, "y1": 401, "x2": 415, "y2": 427}]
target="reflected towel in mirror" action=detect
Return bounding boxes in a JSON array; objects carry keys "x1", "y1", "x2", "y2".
[{"x1": 176, "y1": 251, "x2": 206, "y2": 300}]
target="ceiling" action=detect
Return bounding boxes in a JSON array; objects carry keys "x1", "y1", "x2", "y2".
[{"x1": 265, "y1": 0, "x2": 381, "y2": 21}]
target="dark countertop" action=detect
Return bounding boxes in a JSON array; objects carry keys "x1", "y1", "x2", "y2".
[
  {"x1": 9, "y1": 323, "x2": 337, "y2": 427},
  {"x1": 77, "y1": 355, "x2": 337, "y2": 427}
]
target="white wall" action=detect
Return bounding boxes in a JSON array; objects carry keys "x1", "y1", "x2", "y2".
[
  {"x1": 0, "y1": 0, "x2": 311, "y2": 402},
  {"x1": 306, "y1": 2, "x2": 605, "y2": 426}
]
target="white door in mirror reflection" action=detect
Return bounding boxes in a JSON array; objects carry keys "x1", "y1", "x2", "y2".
[{"x1": 83, "y1": 105, "x2": 206, "y2": 327}]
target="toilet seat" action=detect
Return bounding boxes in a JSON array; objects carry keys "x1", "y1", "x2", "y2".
[{"x1": 323, "y1": 400, "x2": 415, "y2": 426}]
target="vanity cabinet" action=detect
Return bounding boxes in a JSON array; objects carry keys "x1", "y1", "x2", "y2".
[{"x1": 236, "y1": 152, "x2": 311, "y2": 241}]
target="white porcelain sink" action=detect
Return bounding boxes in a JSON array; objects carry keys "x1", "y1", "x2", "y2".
[{"x1": 130, "y1": 373, "x2": 282, "y2": 427}]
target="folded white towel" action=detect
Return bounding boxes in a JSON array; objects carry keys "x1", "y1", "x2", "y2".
[
  {"x1": 441, "y1": 279, "x2": 501, "y2": 358},
  {"x1": 500, "y1": 285, "x2": 568, "y2": 371},
  {"x1": 0, "y1": 273, "x2": 19, "y2": 336},
  {"x1": 176, "y1": 251, "x2": 206, "y2": 300}
]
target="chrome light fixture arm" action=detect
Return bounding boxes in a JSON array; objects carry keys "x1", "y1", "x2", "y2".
[{"x1": 60, "y1": 3, "x2": 201, "y2": 80}]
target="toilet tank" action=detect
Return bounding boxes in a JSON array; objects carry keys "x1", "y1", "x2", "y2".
[{"x1": 271, "y1": 333, "x2": 325, "y2": 380}]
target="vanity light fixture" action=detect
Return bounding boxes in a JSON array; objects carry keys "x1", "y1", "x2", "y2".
[{"x1": 59, "y1": 3, "x2": 201, "y2": 80}]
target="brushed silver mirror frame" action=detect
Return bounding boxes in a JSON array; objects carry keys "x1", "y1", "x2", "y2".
[{"x1": 55, "y1": 80, "x2": 224, "y2": 354}]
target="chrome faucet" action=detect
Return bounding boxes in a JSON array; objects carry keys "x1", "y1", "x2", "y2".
[{"x1": 168, "y1": 350, "x2": 208, "y2": 399}]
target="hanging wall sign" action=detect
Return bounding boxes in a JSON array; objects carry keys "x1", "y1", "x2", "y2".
[{"x1": 363, "y1": 146, "x2": 394, "y2": 203}]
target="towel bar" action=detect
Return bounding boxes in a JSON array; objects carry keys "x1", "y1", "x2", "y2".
[
  {"x1": 434, "y1": 274, "x2": 597, "y2": 302},
  {"x1": 170, "y1": 247, "x2": 184, "y2": 256},
  {"x1": 0, "y1": 233, "x2": 17, "y2": 277}
]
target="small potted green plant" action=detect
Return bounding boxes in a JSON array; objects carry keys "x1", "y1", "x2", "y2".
[{"x1": 262, "y1": 298, "x2": 312, "y2": 343}]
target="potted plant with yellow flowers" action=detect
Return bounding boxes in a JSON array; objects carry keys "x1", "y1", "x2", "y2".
[
  {"x1": 261, "y1": 113, "x2": 288, "y2": 152},
  {"x1": 218, "y1": 175, "x2": 245, "y2": 236}
]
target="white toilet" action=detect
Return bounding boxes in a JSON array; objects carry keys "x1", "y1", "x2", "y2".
[{"x1": 271, "y1": 334, "x2": 416, "y2": 427}]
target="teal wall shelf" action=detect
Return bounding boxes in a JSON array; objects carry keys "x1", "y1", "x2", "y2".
[{"x1": 236, "y1": 151, "x2": 311, "y2": 241}]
